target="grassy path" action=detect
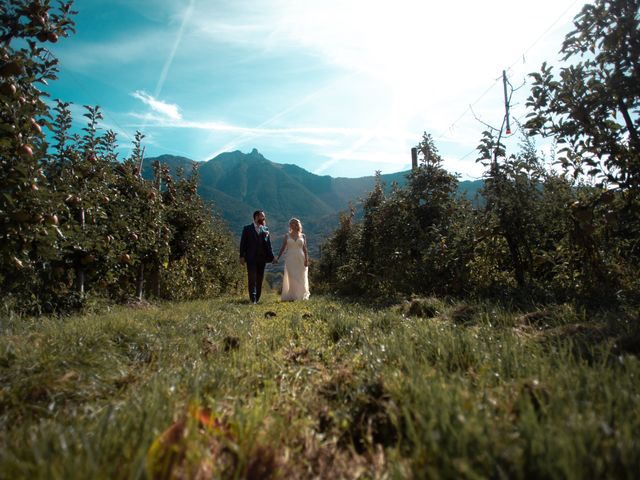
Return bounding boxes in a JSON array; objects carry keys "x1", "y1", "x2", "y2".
[{"x1": 1, "y1": 294, "x2": 639, "y2": 479}]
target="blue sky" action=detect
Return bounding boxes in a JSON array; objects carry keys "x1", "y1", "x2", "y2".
[{"x1": 44, "y1": 0, "x2": 586, "y2": 179}]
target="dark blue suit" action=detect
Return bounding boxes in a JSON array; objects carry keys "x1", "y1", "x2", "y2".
[{"x1": 239, "y1": 224, "x2": 275, "y2": 303}]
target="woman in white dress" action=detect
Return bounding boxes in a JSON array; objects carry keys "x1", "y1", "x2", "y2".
[{"x1": 276, "y1": 218, "x2": 310, "y2": 301}]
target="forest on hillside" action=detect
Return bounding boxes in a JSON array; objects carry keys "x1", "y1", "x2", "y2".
[{"x1": 1, "y1": 0, "x2": 639, "y2": 314}]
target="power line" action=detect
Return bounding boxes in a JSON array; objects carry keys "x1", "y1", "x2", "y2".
[
  {"x1": 436, "y1": 75, "x2": 503, "y2": 139},
  {"x1": 438, "y1": 0, "x2": 582, "y2": 144},
  {"x1": 448, "y1": 0, "x2": 580, "y2": 167},
  {"x1": 507, "y1": 0, "x2": 582, "y2": 73}
]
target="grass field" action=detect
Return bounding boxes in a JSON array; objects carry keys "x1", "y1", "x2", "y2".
[{"x1": 1, "y1": 294, "x2": 639, "y2": 479}]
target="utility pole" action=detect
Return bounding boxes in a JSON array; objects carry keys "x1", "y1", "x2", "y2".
[{"x1": 502, "y1": 70, "x2": 511, "y2": 135}]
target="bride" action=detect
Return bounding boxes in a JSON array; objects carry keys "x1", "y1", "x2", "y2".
[{"x1": 276, "y1": 218, "x2": 310, "y2": 301}]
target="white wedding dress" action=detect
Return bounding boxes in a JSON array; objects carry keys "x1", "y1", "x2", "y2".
[{"x1": 281, "y1": 234, "x2": 310, "y2": 301}]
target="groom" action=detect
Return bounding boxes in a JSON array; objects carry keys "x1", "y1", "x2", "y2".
[{"x1": 239, "y1": 210, "x2": 275, "y2": 304}]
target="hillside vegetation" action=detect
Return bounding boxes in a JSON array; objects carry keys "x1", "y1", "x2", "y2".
[
  {"x1": 142, "y1": 150, "x2": 483, "y2": 253},
  {"x1": 1, "y1": 294, "x2": 639, "y2": 479}
]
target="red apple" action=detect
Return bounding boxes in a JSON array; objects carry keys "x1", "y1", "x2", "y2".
[
  {"x1": 30, "y1": 118, "x2": 42, "y2": 135},
  {"x1": 19, "y1": 144, "x2": 33, "y2": 157},
  {"x1": 0, "y1": 83, "x2": 16, "y2": 96},
  {"x1": 0, "y1": 61, "x2": 23, "y2": 77}
]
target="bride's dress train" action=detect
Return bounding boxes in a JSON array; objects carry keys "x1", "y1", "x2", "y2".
[{"x1": 281, "y1": 235, "x2": 310, "y2": 301}]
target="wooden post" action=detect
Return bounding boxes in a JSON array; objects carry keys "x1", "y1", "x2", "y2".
[
  {"x1": 502, "y1": 70, "x2": 511, "y2": 135},
  {"x1": 411, "y1": 147, "x2": 418, "y2": 169},
  {"x1": 151, "y1": 161, "x2": 162, "y2": 298},
  {"x1": 136, "y1": 262, "x2": 144, "y2": 301},
  {"x1": 77, "y1": 207, "x2": 85, "y2": 296}
]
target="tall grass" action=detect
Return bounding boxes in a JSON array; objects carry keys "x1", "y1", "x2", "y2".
[{"x1": 1, "y1": 296, "x2": 638, "y2": 478}]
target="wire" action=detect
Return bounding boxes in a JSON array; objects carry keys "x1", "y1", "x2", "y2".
[
  {"x1": 507, "y1": 0, "x2": 582, "y2": 72},
  {"x1": 436, "y1": 75, "x2": 503, "y2": 139},
  {"x1": 438, "y1": 0, "x2": 582, "y2": 144},
  {"x1": 447, "y1": 0, "x2": 583, "y2": 169}
]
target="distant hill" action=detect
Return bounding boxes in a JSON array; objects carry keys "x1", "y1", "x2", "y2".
[{"x1": 142, "y1": 149, "x2": 483, "y2": 256}]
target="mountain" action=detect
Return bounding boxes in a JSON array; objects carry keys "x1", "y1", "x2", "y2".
[{"x1": 142, "y1": 149, "x2": 483, "y2": 256}]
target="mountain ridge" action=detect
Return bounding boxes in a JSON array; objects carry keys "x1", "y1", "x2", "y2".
[{"x1": 142, "y1": 149, "x2": 483, "y2": 255}]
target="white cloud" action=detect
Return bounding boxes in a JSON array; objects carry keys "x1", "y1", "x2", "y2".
[
  {"x1": 127, "y1": 110, "x2": 370, "y2": 136},
  {"x1": 64, "y1": 0, "x2": 584, "y2": 177},
  {"x1": 182, "y1": 0, "x2": 582, "y2": 176},
  {"x1": 126, "y1": 106, "x2": 422, "y2": 169},
  {"x1": 131, "y1": 90, "x2": 182, "y2": 120}
]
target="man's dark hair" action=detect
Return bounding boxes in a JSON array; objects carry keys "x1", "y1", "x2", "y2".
[{"x1": 253, "y1": 210, "x2": 265, "y2": 220}]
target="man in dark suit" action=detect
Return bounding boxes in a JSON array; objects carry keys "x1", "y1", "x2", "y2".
[{"x1": 239, "y1": 210, "x2": 275, "y2": 304}]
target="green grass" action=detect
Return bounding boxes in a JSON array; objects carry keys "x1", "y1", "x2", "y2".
[{"x1": 1, "y1": 295, "x2": 639, "y2": 479}]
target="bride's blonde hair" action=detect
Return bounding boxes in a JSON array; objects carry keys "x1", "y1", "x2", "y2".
[{"x1": 288, "y1": 218, "x2": 303, "y2": 233}]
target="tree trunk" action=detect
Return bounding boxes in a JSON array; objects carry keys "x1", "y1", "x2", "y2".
[
  {"x1": 77, "y1": 207, "x2": 85, "y2": 296},
  {"x1": 505, "y1": 232, "x2": 525, "y2": 288},
  {"x1": 136, "y1": 262, "x2": 144, "y2": 301},
  {"x1": 618, "y1": 98, "x2": 639, "y2": 152},
  {"x1": 77, "y1": 269, "x2": 85, "y2": 296},
  {"x1": 150, "y1": 262, "x2": 160, "y2": 298}
]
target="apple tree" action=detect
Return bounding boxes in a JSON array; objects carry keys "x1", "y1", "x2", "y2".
[
  {"x1": 0, "y1": 0, "x2": 75, "y2": 310},
  {"x1": 525, "y1": 0, "x2": 640, "y2": 301}
]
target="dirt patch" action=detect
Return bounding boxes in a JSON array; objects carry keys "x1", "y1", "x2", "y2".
[
  {"x1": 449, "y1": 304, "x2": 477, "y2": 324},
  {"x1": 402, "y1": 298, "x2": 441, "y2": 318},
  {"x1": 223, "y1": 336, "x2": 240, "y2": 352},
  {"x1": 284, "y1": 347, "x2": 310, "y2": 365},
  {"x1": 516, "y1": 309, "x2": 557, "y2": 328},
  {"x1": 282, "y1": 433, "x2": 387, "y2": 479},
  {"x1": 347, "y1": 380, "x2": 400, "y2": 452},
  {"x1": 125, "y1": 299, "x2": 154, "y2": 309},
  {"x1": 318, "y1": 374, "x2": 401, "y2": 453}
]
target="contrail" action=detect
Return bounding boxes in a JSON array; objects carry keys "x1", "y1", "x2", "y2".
[
  {"x1": 155, "y1": 0, "x2": 196, "y2": 98},
  {"x1": 205, "y1": 73, "x2": 355, "y2": 160},
  {"x1": 314, "y1": 126, "x2": 379, "y2": 175},
  {"x1": 137, "y1": 0, "x2": 195, "y2": 138}
]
